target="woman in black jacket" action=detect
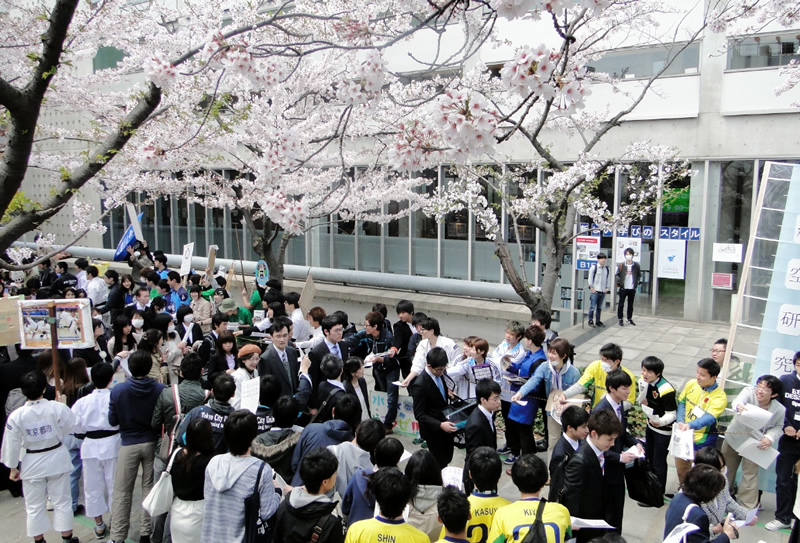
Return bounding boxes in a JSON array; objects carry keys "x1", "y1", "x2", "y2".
[
  {"x1": 205, "y1": 331, "x2": 238, "y2": 387},
  {"x1": 342, "y1": 356, "x2": 371, "y2": 421},
  {"x1": 170, "y1": 418, "x2": 214, "y2": 542}
]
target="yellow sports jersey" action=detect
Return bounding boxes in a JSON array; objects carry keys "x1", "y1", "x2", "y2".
[
  {"x1": 578, "y1": 360, "x2": 637, "y2": 407},
  {"x1": 678, "y1": 379, "x2": 728, "y2": 446},
  {"x1": 439, "y1": 492, "x2": 511, "y2": 543},
  {"x1": 488, "y1": 498, "x2": 572, "y2": 543},
  {"x1": 345, "y1": 516, "x2": 431, "y2": 543}
]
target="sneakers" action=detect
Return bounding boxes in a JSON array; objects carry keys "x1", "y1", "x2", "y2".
[
  {"x1": 412, "y1": 436, "x2": 424, "y2": 445},
  {"x1": 627, "y1": 319, "x2": 636, "y2": 326},
  {"x1": 618, "y1": 319, "x2": 624, "y2": 326},
  {"x1": 596, "y1": 321, "x2": 605, "y2": 327},
  {"x1": 497, "y1": 445, "x2": 511, "y2": 455},
  {"x1": 94, "y1": 522, "x2": 107, "y2": 538},
  {"x1": 765, "y1": 519, "x2": 792, "y2": 531},
  {"x1": 588, "y1": 321, "x2": 595, "y2": 327},
  {"x1": 73, "y1": 504, "x2": 84, "y2": 516},
  {"x1": 503, "y1": 454, "x2": 519, "y2": 465}
]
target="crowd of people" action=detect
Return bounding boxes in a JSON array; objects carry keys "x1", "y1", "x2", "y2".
[{"x1": 1, "y1": 253, "x2": 799, "y2": 543}]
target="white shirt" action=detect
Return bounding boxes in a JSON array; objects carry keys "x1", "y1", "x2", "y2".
[
  {"x1": 478, "y1": 404, "x2": 495, "y2": 432},
  {"x1": 290, "y1": 307, "x2": 312, "y2": 342},
  {"x1": 71, "y1": 389, "x2": 121, "y2": 461},
  {"x1": 1, "y1": 399, "x2": 75, "y2": 479},
  {"x1": 411, "y1": 335, "x2": 460, "y2": 375},
  {"x1": 563, "y1": 433, "x2": 580, "y2": 451},
  {"x1": 76, "y1": 270, "x2": 88, "y2": 291},
  {"x1": 624, "y1": 262, "x2": 635, "y2": 289},
  {"x1": 296, "y1": 326, "x2": 324, "y2": 350},
  {"x1": 587, "y1": 436, "x2": 605, "y2": 470},
  {"x1": 605, "y1": 395, "x2": 624, "y2": 421},
  {"x1": 86, "y1": 276, "x2": 109, "y2": 306}
]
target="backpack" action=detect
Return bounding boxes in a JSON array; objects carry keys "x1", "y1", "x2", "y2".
[
  {"x1": 519, "y1": 498, "x2": 549, "y2": 543},
  {"x1": 5, "y1": 388, "x2": 26, "y2": 417}
]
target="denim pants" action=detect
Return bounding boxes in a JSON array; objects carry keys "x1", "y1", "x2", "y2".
[
  {"x1": 373, "y1": 364, "x2": 399, "y2": 429},
  {"x1": 589, "y1": 291, "x2": 606, "y2": 322},
  {"x1": 63, "y1": 434, "x2": 83, "y2": 510}
]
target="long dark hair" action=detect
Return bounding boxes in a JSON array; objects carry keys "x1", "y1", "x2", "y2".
[
  {"x1": 405, "y1": 449, "x2": 443, "y2": 501},
  {"x1": 138, "y1": 328, "x2": 163, "y2": 355},
  {"x1": 180, "y1": 418, "x2": 214, "y2": 473},
  {"x1": 342, "y1": 356, "x2": 364, "y2": 383},
  {"x1": 112, "y1": 315, "x2": 136, "y2": 355},
  {"x1": 63, "y1": 357, "x2": 89, "y2": 407}
]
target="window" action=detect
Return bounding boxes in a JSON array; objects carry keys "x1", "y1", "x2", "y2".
[
  {"x1": 586, "y1": 42, "x2": 700, "y2": 79},
  {"x1": 727, "y1": 33, "x2": 800, "y2": 70},
  {"x1": 93, "y1": 47, "x2": 127, "y2": 73}
]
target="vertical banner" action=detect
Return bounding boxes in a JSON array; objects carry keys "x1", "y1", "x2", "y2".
[
  {"x1": 615, "y1": 238, "x2": 642, "y2": 264},
  {"x1": 657, "y1": 239, "x2": 686, "y2": 279},
  {"x1": 179, "y1": 242, "x2": 195, "y2": 276},
  {"x1": 575, "y1": 236, "x2": 601, "y2": 270}
]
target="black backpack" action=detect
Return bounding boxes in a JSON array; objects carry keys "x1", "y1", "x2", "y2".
[{"x1": 519, "y1": 498, "x2": 549, "y2": 543}]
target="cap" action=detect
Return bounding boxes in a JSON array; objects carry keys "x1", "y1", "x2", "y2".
[{"x1": 219, "y1": 298, "x2": 237, "y2": 313}]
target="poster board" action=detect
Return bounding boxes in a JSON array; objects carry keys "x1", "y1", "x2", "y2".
[
  {"x1": 18, "y1": 299, "x2": 94, "y2": 349},
  {"x1": 179, "y1": 242, "x2": 195, "y2": 276},
  {"x1": 614, "y1": 238, "x2": 642, "y2": 264},
  {"x1": 657, "y1": 239, "x2": 686, "y2": 279},
  {"x1": 371, "y1": 390, "x2": 419, "y2": 436},
  {"x1": 298, "y1": 272, "x2": 317, "y2": 317},
  {"x1": 207, "y1": 244, "x2": 218, "y2": 275},
  {"x1": 0, "y1": 296, "x2": 23, "y2": 346},
  {"x1": 575, "y1": 236, "x2": 601, "y2": 270}
]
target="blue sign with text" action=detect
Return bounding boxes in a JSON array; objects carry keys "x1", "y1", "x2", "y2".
[
  {"x1": 643, "y1": 226, "x2": 654, "y2": 239},
  {"x1": 689, "y1": 227, "x2": 700, "y2": 241}
]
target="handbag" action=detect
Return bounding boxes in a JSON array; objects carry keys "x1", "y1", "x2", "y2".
[
  {"x1": 442, "y1": 394, "x2": 478, "y2": 432},
  {"x1": 624, "y1": 458, "x2": 665, "y2": 508},
  {"x1": 159, "y1": 384, "x2": 182, "y2": 463},
  {"x1": 244, "y1": 462, "x2": 271, "y2": 543},
  {"x1": 142, "y1": 447, "x2": 181, "y2": 516}
]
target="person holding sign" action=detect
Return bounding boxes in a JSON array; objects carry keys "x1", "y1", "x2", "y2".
[
  {"x1": 673, "y1": 358, "x2": 728, "y2": 488},
  {"x1": 720, "y1": 375, "x2": 784, "y2": 511}
]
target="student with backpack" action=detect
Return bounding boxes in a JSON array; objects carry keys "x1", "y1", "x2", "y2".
[
  {"x1": 487, "y1": 454, "x2": 572, "y2": 543},
  {"x1": 342, "y1": 437, "x2": 406, "y2": 524},
  {"x1": 587, "y1": 253, "x2": 611, "y2": 327}
]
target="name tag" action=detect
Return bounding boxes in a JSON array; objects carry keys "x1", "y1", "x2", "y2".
[
  {"x1": 794, "y1": 412, "x2": 800, "y2": 422},
  {"x1": 691, "y1": 405, "x2": 705, "y2": 419}
]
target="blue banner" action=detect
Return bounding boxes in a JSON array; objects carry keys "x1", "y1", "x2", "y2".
[{"x1": 113, "y1": 212, "x2": 144, "y2": 261}]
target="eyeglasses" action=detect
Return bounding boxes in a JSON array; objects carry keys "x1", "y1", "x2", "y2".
[
  {"x1": 427, "y1": 365, "x2": 446, "y2": 375},
  {"x1": 755, "y1": 384, "x2": 772, "y2": 392},
  {"x1": 710, "y1": 348, "x2": 726, "y2": 354}
]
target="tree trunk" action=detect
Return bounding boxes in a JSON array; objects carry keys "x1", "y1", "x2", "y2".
[{"x1": 494, "y1": 239, "x2": 545, "y2": 318}]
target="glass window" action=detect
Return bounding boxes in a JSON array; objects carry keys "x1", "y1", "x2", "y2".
[
  {"x1": 412, "y1": 169, "x2": 438, "y2": 277},
  {"x1": 727, "y1": 34, "x2": 799, "y2": 70},
  {"x1": 176, "y1": 199, "x2": 189, "y2": 248},
  {"x1": 210, "y1": 208, "x2": 225, "y2": 259},
  {"x1": 93, "y1": 47, "x2": 126, "y2": 73},
  {"x1": 140, "y1": 197, "x2": 156, "y2": 248},
  {"x1": 359, "y1": 220, "x2": 382, "y2": 272},
  {"x1": 229, "y1": 206, "x2": 245, "y2": 263},
  {"x1": 473, "y1": 171, "x2": 502, "y2": 282},
  {"x1": 155, "y1": 198, "x2": 172, "y2": 253},
  {"x1": 442, "y1": 167, "x2": 467, "y2": 280},
  {"x1": 192, "y1": 203, "x2": 206, "y2": 253},
  {"x1": 286, "y1": 235, "x2": 305, "y2": 266},
  {"x1": 386, "y1": 201, "x2": 410, "y2": 275},
  {"x1": 333, "y1": 214, "x2": 355, "y2": 270},
  {"x1": 506, "y1": 167, "x2": 538, "y2": 287},
  {"x1": 587, "y1": 42, "x2": 700, "y2": 79}
]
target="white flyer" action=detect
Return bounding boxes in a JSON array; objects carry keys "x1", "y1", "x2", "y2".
[{"x1": 240, "y1": 378, "x2": 260, "y2": 414}]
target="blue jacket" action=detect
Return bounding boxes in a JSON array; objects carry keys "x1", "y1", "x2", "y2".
[
  {"x1": 663, "y1": 492, "x2": 729, "y2": 543},
  {"x1": 342, "y1": 467, "x2": 375, "y2": 524},
  {"x1": 108, "y1": 377, "x2": 165, "y2": 446},
  {"x1": 508, "y1": 348, "x2": 547, "y2": 425},
  {"x1": 290, "y1": 419, "x2": 354, "y2": 486}
]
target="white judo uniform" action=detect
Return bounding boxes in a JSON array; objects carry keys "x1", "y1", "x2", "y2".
[
  {"x1": 71, "y1": 389, "x2": 121, "y2": 518},
  {"x1": 1, "y1": 399, "x2": 76, "y2": 536}
]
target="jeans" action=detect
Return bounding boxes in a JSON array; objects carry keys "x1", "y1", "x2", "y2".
[
  {"x1": 589, "y1": 291, "x2": 606, "y2": 323},
  {"x1": 373, "y1": 364, "x2": 399, "y2": 429},
  {"x1": 617, "y1": 288, "x2": 636, "y2": 320},
  {"x1": 64, "y1": 434, "x2": 83, "y2": 510}
]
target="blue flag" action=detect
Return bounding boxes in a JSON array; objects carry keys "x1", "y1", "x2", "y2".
[{"x1": 113, "y1": 212, "x2": 145, "y2": 261}]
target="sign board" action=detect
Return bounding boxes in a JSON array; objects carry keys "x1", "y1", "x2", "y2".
[
  {"x1": 711, "y1": 272, "x2": 734, "y2": 290},
  {"x1": 786, "y1": 259, "x2": 800, "y2": 290},
  {"x1": 18, "y1": 299, "x2": 94, "y2": 349},
  {"x1": 370, "y1": 390, "x2": 419, "y2": 437},
  {"x1": 642, "y1": 226, "x2": 654, "y2": 239},
  {"x1": 770, "y1": 347, "x2": 797, "y2": 377},
  {"x1": 0, "y1": 296, "x2": 23, "y2": 346},
  {"x1": 575, "y1": 236, "x2": 601, "y2": 270},
  {"x1": 298, "y1": 272, "x2": 317, "y2": 317},
  {"x1": 614, "y1": 238, "x2": 642, "y2": 264},
  {"x1": 657, "y1": 239, "x2": 686, "y2": 280},
  {"x1": 207, "y1": 245, "x2": 219, "y2": 275},
  {"x1": 712, "y1": 243, "x2": 743, "y2": 263},
  {"x1": 179, "y1": 242, "x2": 195, "y2": 276}
]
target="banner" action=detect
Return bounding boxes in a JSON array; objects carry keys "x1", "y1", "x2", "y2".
[
  {"x1": 179, "y1": 242, "x2": 195, "y2": 276},
  {"x1": 575, "y1": 236, "x2": 601, "y2": 270},
  {"x1": 18, "y1": 299, "x2": 94, "y2": 349},
  {"x1": 614, "y1": 237, "x2": 642, "y2": 264},
  {"x1": 113, "y1": 212, "x2": 145, "y2": 261},
  {"x1": 657, "y1": 239, "x2": 686, "y2": 279}
]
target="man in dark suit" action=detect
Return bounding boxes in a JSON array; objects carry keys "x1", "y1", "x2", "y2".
[
  {"x1": 548, "y1": 405, "x2": 589, "y2": 502},
  {"x1": 391, "y1": 300, "x2": 415, "y2": 379},
  {"x1": 562, "y1": 409, "x2": 620, "y2": 543},
  {"x1": 308, "y1": 315, "x2": 348, "y2": 407},
  {"x1": 410, "y1": 347, "x2": 457, "y2": 469},
  {"x1": 314, "y1": 354, "x2": 346, "y2": 422},
  {"x1": 463, "y1": 379, "x2": 501, "y2": 493},
  {"x1": 258, "y1": 317, "x2": 300, "y2": 399},
  {"x1": 593, "y1": 369, "x2": 642, "y2": 533}
]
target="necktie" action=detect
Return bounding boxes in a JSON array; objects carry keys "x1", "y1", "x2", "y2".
[
  {"x1": 280, "y1": 350, "x2": 291, "y2": 382},
  {"x1": 616, "y1": 405, "x2": 623, "y2": 422},
  {"x1": 436, "y1": 376, "x2": 446, "y2": 399},
  {"x1": 332, "y1": 343, "x2": 341, "y2": 359},
  {"x1": 598, "y1": 453, "x2": 605, "y2": 475}
]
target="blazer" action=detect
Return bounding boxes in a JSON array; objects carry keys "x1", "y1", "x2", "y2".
[
  {"x1": 308, "y1": 340, "x2": 349, "y2": 407},
  {"x1": 562, "y1": 440, "x2": 606, "y2": 520},
  {"x1": 464, "y1": 406, "x2": 496, "y2": 457},
  {"x1": 594, "y1": 396, "x2": 638, "y2": 486},
  {"x1": 315, "y1": 381, "x2": 346, "y2": 422},
  {"x1": 410, "y1": 371, "x2": 449, "y2": 441},
  {"x1": 259, "y1": 344, "x2": 300, "y2": 399},
  {"x1": 206, "y1": 353, "x2": 234, "y2": 388},
  {"x1": 548, "y1": 435, "x2": 580, "y2": 502},
  {"x1": 343, "y1": 377, "x2": 371, "y2": 418},
  {"x1": 177, "y1": 322, "x2": 204, "y2": 347}
]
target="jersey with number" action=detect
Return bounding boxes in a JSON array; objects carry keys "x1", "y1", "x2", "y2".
[
  {"x1": 345, "y1": 516, "x2": 430, "y2": 543},
  {"x1": 488, "y1": 498, "x2": 572, "y2": 543},
  {"x1": 439, "y1": 492, "x2": 511, "y2": 543}
]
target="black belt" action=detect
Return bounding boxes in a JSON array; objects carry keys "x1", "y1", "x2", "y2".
[
  {"x1": 26, "y1": 442, "x2": 62, "y2": 454},
  {"x1": 85, "y1": 429, "x2": 119, "y2": 439}
]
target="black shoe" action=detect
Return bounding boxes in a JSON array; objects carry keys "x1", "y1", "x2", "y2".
[
  {"x1": 535, "y1": 439, "x2": 548, "y2": 453},
  {"x1": 665, "y1": 493, "x2": 675, "y2": 499},
  {"x1": 618, "y1": 319, "x2": 624, "y2": 326},
  {"x1": 588, "y1": 321, "x2": 595, "y2": 327},
  {"x1": 596, "y1": 321, "x2": 605, "y2": 327},
  {"x1": 627, "y1": 319, "x2": 636, "y2": 326},
  {"x1": 73, "y1": 504, "x2": 84, "y2": 516},
  {"x1": 637, "y1": 501, "x2": 655, "y2": 508},
  {"x1": 139, "y1": 536, "x2": 151, "y2": 543}
]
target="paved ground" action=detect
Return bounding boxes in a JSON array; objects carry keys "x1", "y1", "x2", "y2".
[{"x1": 0, "y1": 314, "x2": 790, "y2": 542}]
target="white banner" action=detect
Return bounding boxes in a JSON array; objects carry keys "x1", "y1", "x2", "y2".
[
  {"x1": 657, "y1": 238, "x2": 686, "y2": 280},
  {"x1": 614, "y1": 238, "x2": 642, "y2": 264},
  {"x1": 179, "y1": 242, "x2": 195, "y2": 276}
]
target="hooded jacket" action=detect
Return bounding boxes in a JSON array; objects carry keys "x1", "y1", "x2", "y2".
[
  {"x1": 202, "y1": 453, "x2": 280, "y2": 543},
  {"x1": 328, "y1": 440, "x2": 372, "y2": 499},
  {"x1": 274, "y1": 487, "x2": 345, "y2": 543},
  {"x1": 251, "y1": 427, "x2": 302, "y2": 483},
  {"x1": 407, "y1": 484, "x2": 443, "y2": 541},
  {"x1": 108, "y1": 376, "x2": 165, "y2": 445},
  {"x1": 341, "y1": 467, "x2": 375, "y2": 524},
  {"x1": 177, "y1": 398, "x2": 234, "y2": 454},
  {"x1": 290, "y1": 420, "x2": 354, "y2": 486}
]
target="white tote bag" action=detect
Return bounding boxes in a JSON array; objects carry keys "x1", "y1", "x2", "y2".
[{"x1": 143, "y1": 447, "x2": 182, "y2": 516}]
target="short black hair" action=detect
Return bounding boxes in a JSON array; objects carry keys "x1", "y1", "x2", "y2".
[
  {"x1": 167, "y1": 270, "x2": 181, "y2": 283},
  {"x1": 321, "y1": 315, "x2": 341, "y2": 335},
  {"x1": 426, "y1": 346, "x2": 448, "y2": 369},
  {"x1": 757, "y1": 374, "x2": 782, "y2": 397},
  {"x1": 20, "y1": 370, "x2": 47, "y2": 400},
  {"x1": 180, "y1": 353, "x2": 204, "y2": 381},
  {"x1": 212, "y1": 312, "x2": 229, "y2": 330},
  {"x1": 331, "y1": 310, "x2": 349, "y2": 327},
  {"x1": 284, "y1": 291, "x2": 300, "y2": 307},
  {"x1": 213, "y1": 374, "x2": 236, "y2": 403},
  {"x1": 713, "y1": 338, "x2": 728, "y2": 347},
  {"x1": 273, "y1": 395, "x2": 299, "y2": 428},
  {"x1": 682, "y1": 464, "x2": 726, "y2": 503},
  {"x1": 588, "y1": 409, "x2": 621, "y2": 438},
  {"x1": 395, "y1": 300, "x2": 414, "y2": 315},
  {"x1": 154, "y1": 254, "x2": 168, "y2": 266},
  {"x1": 56, "y1": 261, "x2": 69, "y2": 273},
  {"x1": 697, "y1": 357, "x2": 721, "y2": 377},
  {"x1": 86, "y1": 265, "x2": 99, "y2": 278},
  {"x1": 134, "y1": 285, "x2": 150, "y2": 298},
  {"x1": 420, "y1": 317, "x2": 440, "y2": 336},
  {"x1": 599, "y1": 342, "x2": 623, "y2": 363},
  {"x1": 694, "y1": 446, "x2": 725, "y2": 470},
  {"x1": 157, "y1": 279, "x2": 169, "y2": 292},
  {"x1": 437, "y1": 486, "x2": 470, "y2": 534},
  {"x1": 145, "y1": 271, "x2": 160, "y2": 284},
  {"x1": 476, "y1": 379, "x2": 501, "y2": 402},
  {"x1": 531, "y1": 309, "x2": 552, "y2": 329},
  {"x1": 596, "y1": 253, "x2": 607, "y2": 260},
  {"x1": 355, "y1": 419, "x2": 385, "y2": 453},
  {"x1": 189, "y1": 285, "x2": 203, "y2": 295},
  {"x1": 91, "y1": 362, "x2": 115, "y2": 389},
  {"x1": 411, "y1": 312, "x2": 428, "y2": 327},
  {"x1": 128, "y1": 350, "x2": 154, "y2": 378},
  {"x1": 511, "y1": 454, "x2": 548, "y2": 494},
  {"x1": 468, "y1": 447, "x2": 502, "y2": 492},
  {"x1": 104, "y1": 269, "x2": 119, "y2": 282},
  {"x1": 259, "y1": 374, "x2": 282, "y2": 407},
  {"x1": 373, "y1": 437, "x2": 405, "y2": 468},
  {"x1": 224, "y1": 410, "x2": 258, "y2": 455},
  {"x1": 320, "y1": 352, "x2": 343, "y2": 379},
  {"x1": 368, "y1": 467, "x2": 412, "y2": 518},
  {"x1": 523, "y1": 324, "x2": 546, "y2": 347},
  {"x1": 151, "y1": 296, "x2": 167, "y2": 311},
  {"x1": 641, "y1": 356, "x2": 664, "y2": 376},
  {"x1": 332, "y1": 393, "x2": 362, "y2": 430},
  {"x1": 372, "y1": 303, "x2": 388, "y2": 318},
  {"x1": 624, "y1": 247, "x2": 634, "y2": 256},
  {"x1": 75, "y1": 257, "x2": 89, "y2": 270},
  {"x1": 271, "y1": 316, "x2": 291, "y2": 335},
  {"x1": 561, "y1": 405, "x2": 589, "y2": 433},
  {"x1": 606, "y1": 369, "x2": 632, "y2": 390},
  {"x1": 299, "y1": 447, "x2": 338, "y2": 494}
]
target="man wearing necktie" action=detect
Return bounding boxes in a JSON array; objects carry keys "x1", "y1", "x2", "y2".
[
  {"x1": 410, "y1": 347, "x2": 457, "y2": 469},
  {"x1": 258, "y1": 318, "x2": 300, "y2": 400}
]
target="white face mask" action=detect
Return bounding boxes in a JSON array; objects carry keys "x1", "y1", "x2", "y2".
[
  {"x1": 167, "y1": 324, "x2": 175, "y2": 334},
  {"x1": 183, "y1": 314, "x2": 194, "y2": 324},
  {"x1": 625, "y1": 255, "x2": 633, "y2": 262},
  {"x1": 134, "y1": 251, "x2": 141, "y2": 257},
  {"x1": 549, "y1": 358, "x2": 560, "y2": 367},
  {"x1": 601, "y1": 361, "x2": 614, "y2": 373},
  {"x1": 131, "y1": 319, "x2": 144, "y2": 329}
]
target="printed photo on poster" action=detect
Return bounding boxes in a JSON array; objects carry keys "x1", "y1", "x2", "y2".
[
  {"x1": 615, "y1": 237, "x2": 642, "y2": 264},
  {"x1": 657, "y1": 239, "x2": 686, "y2": 280},
  {"x1": 18, "y1": 299, "x2": 94, "y2": 349}
]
